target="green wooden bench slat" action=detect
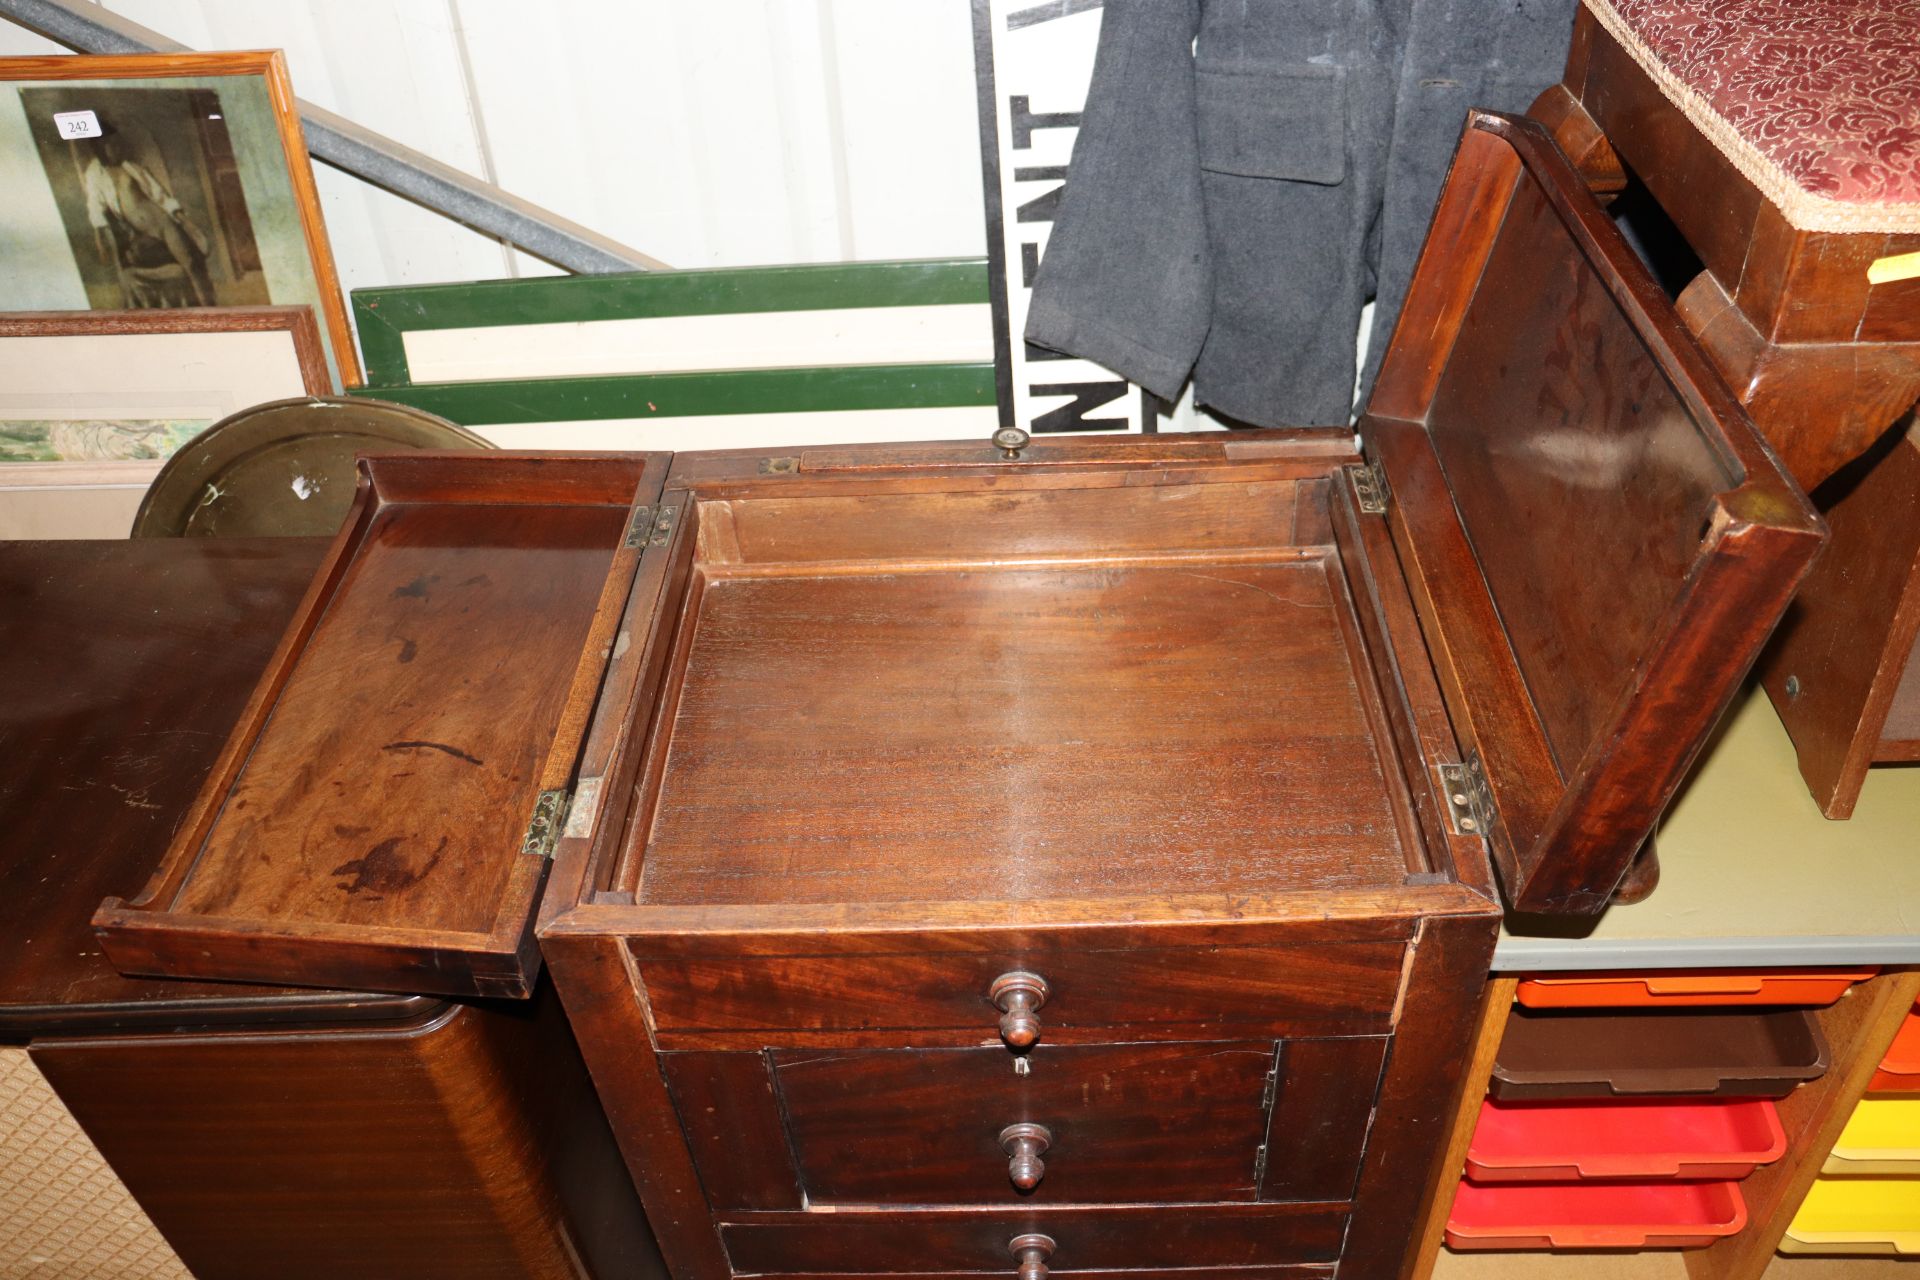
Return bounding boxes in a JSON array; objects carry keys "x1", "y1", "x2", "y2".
[
  {"x1": 351, "y1": 362, "x2": 997, "y2": 427},
  {"x1": 353, "y1": 258, "x2": 990, "y2": 387}
]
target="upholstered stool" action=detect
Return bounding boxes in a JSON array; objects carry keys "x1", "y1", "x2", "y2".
[{"x1": 1534, "y1": 0, "x2": 1920, "y2": 817}]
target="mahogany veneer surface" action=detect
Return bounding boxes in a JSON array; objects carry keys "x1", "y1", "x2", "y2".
[
  {"x1": 638, "y1": 531, "x2": 1413, "y2": 907},
  {"x1": 0, "y1": 537, "x2": 386, "y2": 1031},
  {"x1": 177, "y1": 502, "x2": 627, "y2": 931}
]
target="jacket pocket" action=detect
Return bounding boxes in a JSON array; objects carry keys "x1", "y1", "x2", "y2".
[{"x1": 1197, "y1": 63, "x2": 1348, "y2": 186}]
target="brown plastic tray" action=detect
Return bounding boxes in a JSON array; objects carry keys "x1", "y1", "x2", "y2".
[{"x1": 1491, "y1": 1006, "x2": 1830, "y2": 1100}]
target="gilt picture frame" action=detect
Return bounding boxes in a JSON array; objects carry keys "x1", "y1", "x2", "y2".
[
  {"x1": 0, "y1": 305, "x2": 332, "y2": 538},
  {"x1": 0, "y1": 51, "x2": 360, "y2": 386}
]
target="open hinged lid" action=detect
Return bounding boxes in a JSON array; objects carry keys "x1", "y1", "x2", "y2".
[
  {"x1": 1361, "y1": 112, "x2": 1823, "y2": 917},
  {"x1": 93, "y1": 451, "x2": 675, "y2": 998}
]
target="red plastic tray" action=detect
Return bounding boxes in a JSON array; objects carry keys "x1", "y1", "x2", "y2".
[
  {"x1": 1445, "y1": 1179, "x2": 1748, "y2": 1250},
  {"x1": 1870, "y1": 1005, "x2": 1920, "y2": 1094},
  {"x1": 1465, "y1": 1098, "x2": 1786, "y2": 1181},
  {"x1": 1516, "y1": 969, "x2": 1877, "y2": 1009}
]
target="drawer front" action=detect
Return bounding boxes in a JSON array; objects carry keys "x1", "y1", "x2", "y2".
[
  {"x1": 740, "y1": 1270, "x2": 1334, "y2": 1279},
  {"x1": 719, "y1": 1203, "x2": 1348, "y2": 1275},
  {"x1": 780, "y1": 1042, "x2": 1272, "y2": 1205},
  {"x1": 635, "y1": 940, "x2": 1406, "y2": 1048},
  {"x1": 660, "y1": 1038, "x2": 1388, "y2": 1211}
]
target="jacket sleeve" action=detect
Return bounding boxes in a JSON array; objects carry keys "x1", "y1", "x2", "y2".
[{"x1": 1023, "y1": 0, "x2": 1209, "y2": 403}]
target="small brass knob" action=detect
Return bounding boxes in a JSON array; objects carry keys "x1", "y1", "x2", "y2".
[
  {"x1": 990, "y1": 971, "x2": 1049, "y2": 1049},
  {"x1": 993, "y1": 426, "x2": 1030, "y2": 459},
  {"x1": 1009, "y1": 1233, "x2": 1055, "y2": 1280},
  {"x1": 1000, "y1": 1123, "x2": 1052, "y2": 1189}
]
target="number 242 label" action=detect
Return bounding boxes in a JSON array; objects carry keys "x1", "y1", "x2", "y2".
[{"x1": 53, "y1": 110, "x2": 101, "y2": 140}]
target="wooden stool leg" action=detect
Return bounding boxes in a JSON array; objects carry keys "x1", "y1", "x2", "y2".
[
  {"x1": 1679, "y1": 275, "x2": 1920, "y2": 492},
  {"x1": 1757, "y1": 417, "x2": 1920, "y2": 818},
  {"x1": 1529, "y1": 85, "x2": 1627, "y2": 200}
]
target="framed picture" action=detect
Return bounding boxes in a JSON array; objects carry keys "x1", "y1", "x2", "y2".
[
  {"x1": 0, "y1": 51, "x2": 360, "y2": 386},
  {"x1": 0, "y1": 305, "x2": 331, "y2": 538}
]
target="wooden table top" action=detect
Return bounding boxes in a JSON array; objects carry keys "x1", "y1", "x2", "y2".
[{"x1": 0, "y1": 538, "x2": 433, "y2": 1035}]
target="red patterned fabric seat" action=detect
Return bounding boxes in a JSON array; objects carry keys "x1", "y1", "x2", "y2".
[{"x1": 1584, "y1": 0, "x2": 1920, "y2": 232}]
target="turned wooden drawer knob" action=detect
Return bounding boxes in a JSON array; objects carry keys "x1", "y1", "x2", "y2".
[
  {"x1": 999, "y1": 1122, "x2": 1052, "y2": 1189},
  {"x1": 1009, "y1": 1233, "x2": 1055, "y2": 1280},
  {"x1": 990, "y1": 971, "x2": 1049, "y2": 1049}
]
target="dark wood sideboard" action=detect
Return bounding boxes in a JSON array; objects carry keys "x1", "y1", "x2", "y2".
[{"x1": 0, "y1": 538, "x2": 660, "y2": 1280}]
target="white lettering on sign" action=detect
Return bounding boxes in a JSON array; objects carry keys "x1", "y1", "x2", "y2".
[
  {"x1": 975, "y1": 0, "x2": 1162, "y2": 435},
  {"x1": 52, "y1": 110, "x2": 102, "y2": 140}
]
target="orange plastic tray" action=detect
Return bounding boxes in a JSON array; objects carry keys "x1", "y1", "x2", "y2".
[
  {"x1": 1870, "y1": 1005, "x2": 1920, "y2": 1094},
  {"x1": 1445, "y1": 1179, "x2": 1747, "y2": 1250},
  {"x1": 1465, "y1": 1098, "x2": 1786, "y2": 1182},
  {"x1": 1515, "y1": 969, "x2": 1878, "y2": 1009}
]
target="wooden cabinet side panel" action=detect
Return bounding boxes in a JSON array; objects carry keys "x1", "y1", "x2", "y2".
[
  {"x1": 1339, "y1": 914, "x2": 1500, "y2": 1280},
  {"x1": 542, "y1": 932, "x2": 734, "y2": 1280},
  {"x1": 30, "y1": 995, "x2": 655, "y2": 1280}
]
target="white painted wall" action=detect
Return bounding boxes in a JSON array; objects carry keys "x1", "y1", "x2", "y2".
[{"x1": 0, "y1": 0, "x2": 990, "y2": 294}]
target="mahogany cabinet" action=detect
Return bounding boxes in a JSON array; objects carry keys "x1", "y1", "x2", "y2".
[
  {"x1": 89, "y1": 114, "x2": 1823, "y2": 1279},
  {"x1": 0, "y1": 538, "x2": 659, "y2": 1280}
]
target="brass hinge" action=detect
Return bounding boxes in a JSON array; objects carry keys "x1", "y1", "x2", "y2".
[
  {"x1": 644, "y1": 502, "x2": 678, "y2": 548},
  {"x1": 622, "y1": 504, "x2": 654, "y2": 548},
  {"x1": 522, "y1": 789, "x2": 569, "y2": 860},
  {"x1": 623, "y1": 502, "x2": 680, "y2": 549},
  {"x1": 1436, "y1": 749, "x2": 1495, "y2": 839},
  {"x1": 1346, "y1": 460, "x2": 1389, "y2": 514},
  {"x1": 758, "y1": 456, "x2": 798, "y2": 475},
  {"x1": 1252, "y1": 1143, "x2": 1269, "y2": 1186}
]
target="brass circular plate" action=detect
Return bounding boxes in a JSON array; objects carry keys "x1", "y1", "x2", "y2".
[{"x1": 132, "y1": 397, "x2": 492, "y2": 538}]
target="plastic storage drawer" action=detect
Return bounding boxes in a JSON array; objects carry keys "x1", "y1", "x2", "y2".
[
  {"x1": 1781, "y1": 1178, "x2": 1920, "y2": 1256},
  {"x1": 1822, "y1": 1098, "x2": 1920, "y2": 1176},
  {"x1": 1869, "y1": 1005, "x2": 1920, "y2": 1094},
  {"x1": 1446, "y1": 1179, "x2": 1747, "y2": 1250},
  {"x1": 1491, "y1": 1006, "x2": 1829, "y2": 1099},
  {"x1": 1465, "y1": 1098, "x2": 1786, "y2": 1181},
  {"x1": 1515, "y1": 969, "x2": 1877, "y2": 1009}
]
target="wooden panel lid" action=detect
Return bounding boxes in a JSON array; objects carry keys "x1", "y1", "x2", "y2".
[
  {"x1": 1364, "y1": 112, "x2": 1823, "y2": 917},
  {"x1": 93, "y1": 452, "x2": 672, "y2": 998}
]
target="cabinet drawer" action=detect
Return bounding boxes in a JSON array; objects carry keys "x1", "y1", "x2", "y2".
[
  {"x1": 660, "y1": 1038, "x2": 1388, "y2": 1212},
  {"x1": 780, "y1": 1039, "x2": 1385, "y2": 1206},
  {"x1": 634, "y1": 940, "x2": 1405, "y2": 1048},
  {"x1": 719, "y1": 1203, "x2": 1348, "y2": 1275},
  {"x1": 742, "y1": 1270, "x2": 1333, "y2": 1280}
]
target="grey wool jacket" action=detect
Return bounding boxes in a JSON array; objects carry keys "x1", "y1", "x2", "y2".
[{"x1": 1025, "y1": 0, "x2": 1578, "y2": 428}]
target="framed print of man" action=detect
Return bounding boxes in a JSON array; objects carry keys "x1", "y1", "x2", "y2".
[
  {"x1": 24, "y1": 87, "x2": 268, "y2": 312},
  {"x1": 0, "y1": 52, "x2": 360, "y2": 385}
]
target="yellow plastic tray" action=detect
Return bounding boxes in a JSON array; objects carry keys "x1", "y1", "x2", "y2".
[
  {"x1": 1822, "y1": 1098, "x2": 1920, "y2": 1176},
  {"x1": 1781, "y1": 1178, "x2": 1920, "y2": 1256}
]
